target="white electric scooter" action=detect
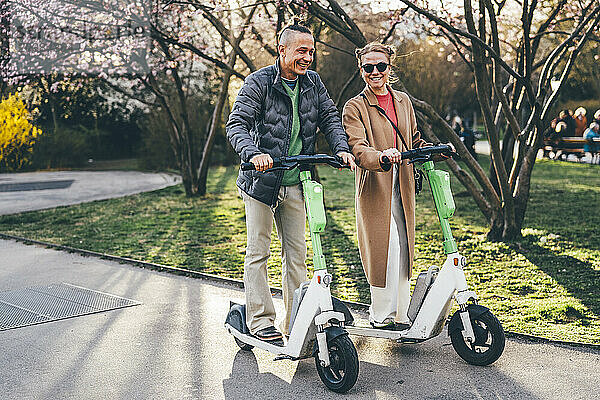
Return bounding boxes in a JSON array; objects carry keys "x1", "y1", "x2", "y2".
[
  {"x1": 345, "y1": 145, "x2": 505, "y2": 366},
  {"x1": 225, "y1": 155, "x2": 359, "y2": 393}
]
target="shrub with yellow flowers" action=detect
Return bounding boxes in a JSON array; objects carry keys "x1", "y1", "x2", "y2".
[{"x1": 0, "y1": 93, "x2": 42, "y2": 171}]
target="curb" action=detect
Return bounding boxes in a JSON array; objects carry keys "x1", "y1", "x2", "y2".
[
  {"x1": 1, "y1": 232, "x2": 598, "y2": 350},
  {"x1": 503, "y1": 331, "x2": 600, "y2": 350}
]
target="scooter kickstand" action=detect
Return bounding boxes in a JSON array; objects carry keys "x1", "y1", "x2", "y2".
[{"x1": 274, "y1": 354, "x2": 295, "y2": 361}]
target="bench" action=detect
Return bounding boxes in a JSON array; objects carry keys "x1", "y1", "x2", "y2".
[{"x1": 543, "y1": 136, "x2": 600, "y2": 163}]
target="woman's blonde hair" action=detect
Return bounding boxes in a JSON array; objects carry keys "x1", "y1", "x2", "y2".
[{"x1": 355, "y1": 42, "x2": 396, "y2": 65}]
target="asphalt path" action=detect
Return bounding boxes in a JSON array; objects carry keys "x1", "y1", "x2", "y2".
[
  {"x1": 0, "y1": 171, "x2": 180, "y2": 215},
  {"x1": 1, "y1": 239, "x2": 598, "y2": 400}
]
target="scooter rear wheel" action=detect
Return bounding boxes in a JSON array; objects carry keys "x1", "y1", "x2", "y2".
[
  {"x1": 315, "y1": 334, "x2": 359, "y2": 393},
  {"x1": 450, "y1": 310, "x2": 505, "y2": 365},
  {"x1": 227, "y1": 308, "x2": 254, "y2": 351},
  {"x1": 234, "y1": 337, "x2": 254, "y2": 351}
]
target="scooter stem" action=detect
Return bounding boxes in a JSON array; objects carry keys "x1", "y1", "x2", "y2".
[
  {"x1": 421, "y1": 161, "x2": 458, "y2": 254},
  {"x1": 300, "y1": 170, "x2": 327, "y2": 271}
]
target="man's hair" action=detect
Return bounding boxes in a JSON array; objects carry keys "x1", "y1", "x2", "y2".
[{"x1": 278, "y1": 24, "x2": 313, "y2": 46}]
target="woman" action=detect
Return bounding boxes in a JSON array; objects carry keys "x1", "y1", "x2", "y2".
[{"x1": 342, "y1": 43, "x2": 432, "y2": 330}]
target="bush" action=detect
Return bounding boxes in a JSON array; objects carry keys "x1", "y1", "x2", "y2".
[
  {"x1": 30, "y1": 126, "x2": 90, "y2": 169},
  {"x1": 137, "y1": 92, "x2": 239, "y2": 170},
  {"x1": 137, "y1": 112, "x2": 177, "y2": 171},
  {"x1": 0, "y1": 93, "x2": 42, "y2": 171}
]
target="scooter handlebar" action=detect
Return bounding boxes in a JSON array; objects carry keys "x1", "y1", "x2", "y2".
[
  {"x1": 241, "y1": 154, "x2": 350, "y2": 172},
  {"x1": 380, "y1": 144, "x2": 457, "y2": 169}
]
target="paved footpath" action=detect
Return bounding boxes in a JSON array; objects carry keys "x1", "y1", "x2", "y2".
[
  {"x1": 0, "y1": 171, "x2": 180, "y2": 215},
  {"x1": 1, "y1": 239, "x2": 598, "y2": 400}
]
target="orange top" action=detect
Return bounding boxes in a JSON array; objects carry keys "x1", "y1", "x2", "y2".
[{"x1": 575, "y1": 115, "x2": 587, "y2": 136}]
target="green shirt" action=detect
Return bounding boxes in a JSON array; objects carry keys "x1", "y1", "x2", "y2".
[{"x1": 281, "y1": 79, "x2": 302, "y2": 186}]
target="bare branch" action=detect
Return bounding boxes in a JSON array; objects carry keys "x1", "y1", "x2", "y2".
[
  {"x1": 156, "y1": 32, "x2": 246, "y2": 80},
  {"x1": 396, "y1": 0, "x2": 525, "y2": 84},
  {"x1": 315, "y1": 38, "x2": 355, "y2": 56},
  {"x1": 193, "y1": 2, "x2": 257, "y2": 72}
]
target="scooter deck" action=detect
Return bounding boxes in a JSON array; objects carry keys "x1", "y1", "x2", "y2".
[
  {"x1": 345, "y1": 324, "x2": 410, "y2": 340},
  {"x1": 225, "y1": 323, "x2": 291, "y2": 353}
]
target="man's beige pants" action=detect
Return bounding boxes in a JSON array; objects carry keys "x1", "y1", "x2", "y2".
[{"x1": 241, "y1": 184, "x2": 307, "y2": 335}]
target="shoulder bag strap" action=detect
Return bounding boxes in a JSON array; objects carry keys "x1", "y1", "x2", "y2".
[{"x1": 360, "y1": 93, "x2": 410, "y2": 151}]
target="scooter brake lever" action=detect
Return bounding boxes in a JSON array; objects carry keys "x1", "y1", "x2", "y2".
[
  {"x1": 408, "y1": 156, "x2": 431, "y2": 164},
  {"x1": 450, "y1": 151, "x2": 461, "y2": 160}
]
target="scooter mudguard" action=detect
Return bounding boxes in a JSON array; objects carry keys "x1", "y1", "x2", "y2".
[
  {"x1": 325, "y1": 326, "x2": 348, "y2": 342},
  {"x1": 313, "y1": 326, "x2": 348, "y2": 355},
  {"x1": 447, "y1": 304, "x2": 489, "y2": 336},
  {"x1": 226, "y1": 302, "x2": 250, "y2": 335},
  {"x1": 332, "y1": 297, "x2": 354, "y2": 326}
]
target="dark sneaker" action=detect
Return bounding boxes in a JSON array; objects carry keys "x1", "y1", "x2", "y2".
[
  {"x1": 370, "y1": 317, "x2": 395, "y2": 330},
  {"x1": 394, "y1": 322, "x2": 411, "y2": 331},
  {"x1": 254, "y1": 326, "x2": 283, "y2": 342}
]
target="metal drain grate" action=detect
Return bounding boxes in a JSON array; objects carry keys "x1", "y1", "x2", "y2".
[
  {"x1": 0, "y1": 283, "x2": 140, "y2": 331},
  {"x1": 0, "y1": 179, "x2": 74, "y2": 192}
]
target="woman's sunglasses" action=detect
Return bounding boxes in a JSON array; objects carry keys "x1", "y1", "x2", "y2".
[{"x1": 361, "y1": 62, "x2": 389, "y2": 73}]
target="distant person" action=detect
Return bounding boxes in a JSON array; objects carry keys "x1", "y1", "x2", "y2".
[
  {"x1": 552, "y1": 121, "x2": 568, "y2": 160},
  {"x1": 555, "y1": 121, "x2": 568, "y2": 138},
  {"x1": 459, "y1": 122, "x2": 477, "y2": 160},
  {"x1": 594, "y1": 109, "x2": 600, "y2": 126},
  {"x1": 545, "y1": 117, "x2": 558, "y2": 140},
  {"x1": 574, "y1": 107, "x2": 587, "y2": 137},
  {"x1": 557, "y1": 110, "x2": 576, "y2": 137},
  {"x1": 583, "y1": 122, "x2": 600, "y2": 163},
  {"x1": 451, "y1": 115, "x2": 462, "y2": 136}
]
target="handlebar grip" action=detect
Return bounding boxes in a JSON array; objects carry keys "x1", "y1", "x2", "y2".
[
  {"x1": 241, "y1": 162, "x2": 255, "y2": 171},
  {"x1": 380, "y1": 155, "x2": 392, "y2": 171}
]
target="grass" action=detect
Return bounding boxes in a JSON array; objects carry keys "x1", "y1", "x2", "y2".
[{"x1": 0, "y1": 158, "x2": 599, "y2": 344}]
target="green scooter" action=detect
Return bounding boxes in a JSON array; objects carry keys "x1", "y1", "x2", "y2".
[{"x1": 225, "y1": 155, "x2": 359, "y2": 393}]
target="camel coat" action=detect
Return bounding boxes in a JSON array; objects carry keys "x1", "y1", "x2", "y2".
[{"x1": 342, "y1": 86, "x2": 430, "y2": 288}]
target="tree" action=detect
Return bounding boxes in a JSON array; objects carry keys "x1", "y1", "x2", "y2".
[
  {"x1": 0, "y1": 0, "x2": 9, "y2": 99},
  {"x1": 2, "y1": 0, "x2": 257, "y2": 195},
  {"x1": 0, "y1": 92, "x2": 41, "y2": 171},
  {"x1": 289, "y1": 0, "x2": 600, "y2": 241}
]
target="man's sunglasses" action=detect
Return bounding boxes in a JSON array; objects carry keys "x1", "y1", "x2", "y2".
[{"x1": 361, "y1": 62, "x2": 389, "y2": 73}]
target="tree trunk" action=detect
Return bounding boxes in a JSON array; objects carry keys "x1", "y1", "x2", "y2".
[
  {"x1": 196, "y1": 6, "x2": 256, "y2": 196},
  {"x1": 180, "y1": 140, "x2": 199, "y2": 197},
  {"x1": 50, "y1": 100, "x2": 59, "y2": 133},
  {"x1": 197, "y1": 62, "x2": 236, "y2": 196},
  {"x1": 486, "y1": 205, "x2": 523, "y2": 242},
  {"x1": 0, "y1": 0, "x2": 8, "y2": 100},
  {"x1": 486, "y1": 209, "x2": 504, "y2": 241}
]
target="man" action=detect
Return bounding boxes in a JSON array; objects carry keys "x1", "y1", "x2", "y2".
[
  {"x1": 557, "y1": 110, "x2": 576, "y2": 137},
  {"x1": 574, "y1": 107, "x2": 587, "y2": 137},
  {"x1": 226, "y1": 24, "x2": 356, "y2": 343}
]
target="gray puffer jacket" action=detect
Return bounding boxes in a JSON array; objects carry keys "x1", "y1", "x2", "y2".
[{"x1": 226, "y1": 61, "x2": 350, "y2": 206}]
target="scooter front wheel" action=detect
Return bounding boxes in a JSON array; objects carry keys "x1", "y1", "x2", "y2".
[
  {"x1": 450, "y1": 309, "x2": 505, "y2": 365},
  {"x1": 315, "y1": 334, "x2": 359, "y2": 393}
]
